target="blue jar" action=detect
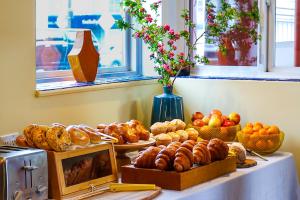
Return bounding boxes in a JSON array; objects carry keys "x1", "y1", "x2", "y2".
[{"x1": 151, "y1": 86, "x2": 184, "y2": 124}]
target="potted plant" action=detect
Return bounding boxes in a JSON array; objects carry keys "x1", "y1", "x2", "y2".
[
  {"x1": 205, "y1": 0, "x2": 260, "y2": 66},
  {"x1": 117, "y1": 0, "x2": 208, "y2": 124}
]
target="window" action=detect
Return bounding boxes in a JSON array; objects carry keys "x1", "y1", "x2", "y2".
[
  {"x1": 192, "y1": 0, "x2": 260, "y2": 67},
  {"x1": 36, "y1": 0, "x2": 142, "y2": 86},
  {"x1": 190, "y1": 0, "x2": 300, "y2": 79}
]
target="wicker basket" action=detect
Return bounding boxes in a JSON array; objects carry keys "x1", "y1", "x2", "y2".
[
  {"x1": 188, "y1": 124, "x2": 241, "y2": 142},
  {"x1": 237, "y1": 131, "x2": 284, "y2": 155}
]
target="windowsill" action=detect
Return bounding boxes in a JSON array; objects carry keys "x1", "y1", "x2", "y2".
[
  {"x1": 190, "y1": 65, "x2": 300, "y2": 82},
  {"x1": 35, "y1": 75, "x2": 158, "y2": 97}
]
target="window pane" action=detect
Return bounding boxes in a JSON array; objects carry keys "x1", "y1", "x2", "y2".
[
  {"x1": 36, "y1": 0, "x2": 125, "y2": 72},
  {"x1": 193, "y1": 0, "x2": 259, "y2": 66},
  {"x1": 275, "y1": 0, "x2": 297, "y2": 67}
]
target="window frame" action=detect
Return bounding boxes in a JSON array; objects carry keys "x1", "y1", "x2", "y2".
[
  {"x1": 35, "y1": 3, "x2": 144, "y2": 85},
  {"x1": 188, "y1": 0, "x2": 300, "y2": 80}
]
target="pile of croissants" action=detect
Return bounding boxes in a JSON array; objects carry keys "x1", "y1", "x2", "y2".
[{"x1": 134, "y1": 138, "x2": 229, "y2": 172}]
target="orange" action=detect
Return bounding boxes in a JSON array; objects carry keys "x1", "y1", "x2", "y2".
[
  {"x1": 243, "y1": 127, "x2": 253, "y2": 135},
  {"x1": 245, "y1": 122, "x2": 253, "y2": 128},
  {"x1": 267, "y1": 139, "x2": 275, "y2": 149},
  {"x1": 267, "y1": 125, "x2": 280, "y2": 135},
  {"x1": 250, "y1": 132, "x2": 260, "y2": 142},
  {"x1": 256, "y1": 140, "x2": 267, "y2": 150},
  {"x1": 254, "y1": 122, "x2": 263, "y2": 128},
  {"x1": 259, "y1": 129, "x2": 268, "y2": 136},
  {"x1": 246, "y1": 140, "x2": 256, "y2": 149}
]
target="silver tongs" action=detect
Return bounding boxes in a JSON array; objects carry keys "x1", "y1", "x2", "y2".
[{"x1": 246, "y1": 149, "x2": 268, "y2": 161}]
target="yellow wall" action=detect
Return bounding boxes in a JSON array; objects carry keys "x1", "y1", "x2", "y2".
[
  {"x1": 0, "y1": 0, "x2": 160, "y2": 134},
  {"x1": 174, "y1": 78, "x2": 300, "y2": 176}
]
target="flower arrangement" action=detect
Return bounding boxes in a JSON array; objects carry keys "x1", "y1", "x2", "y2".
[
  {"x1": 206, "y1": 0, "x2": 261, "y2": 65},
  {"x1": 117, "y1": 0, "x2": 208, "y2": 86}
]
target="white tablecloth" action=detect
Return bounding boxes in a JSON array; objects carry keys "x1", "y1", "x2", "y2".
[{"x1": 155, "y1": 152, "x2": 299, "y2": 200}]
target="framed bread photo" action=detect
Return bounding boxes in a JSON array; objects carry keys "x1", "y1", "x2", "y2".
[{"x1": 48, "y1": 143, "x2": 118, "y2": 199}]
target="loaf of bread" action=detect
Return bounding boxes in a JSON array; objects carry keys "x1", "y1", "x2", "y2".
[
  {"x1": 207, "y1": 138, "x2": 229, "y2": 161},
  {"x1": 155, "y1": 142, "x2": 181, "y2": 170}
]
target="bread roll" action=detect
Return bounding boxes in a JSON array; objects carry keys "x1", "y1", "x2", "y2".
[
  {"x1": 207, "y1": 138, "x2": 229, "y2": 161},
  {"x1": 155, "y1": 134, "x2": 172, "y2": 146}
]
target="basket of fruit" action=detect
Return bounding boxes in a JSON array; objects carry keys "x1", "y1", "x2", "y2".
[
  {"x1": 189, "y1": 110, "x2": 241, "y2": 142},
  {"x1": 237, "y1": 122, "x2": 285, "y2": 155}
]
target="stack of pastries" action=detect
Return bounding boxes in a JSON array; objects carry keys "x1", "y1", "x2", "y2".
[
  {"x1": 17, "y1": 123, "x2": 110, "y2": 152},
  {"x1": 151, "y1": 119, "x2": 199, "y2": 146},
  {"x1": 134, "y1": 138, "x2": 229, "y2": 172},
  {"x1": 96, "y1": 119, "x2": 150, "y2": 145}
]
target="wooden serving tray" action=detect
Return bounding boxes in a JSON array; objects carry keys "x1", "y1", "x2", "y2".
[{"x1": 121, "y1": 156, "x2": 236, "y2": 190}]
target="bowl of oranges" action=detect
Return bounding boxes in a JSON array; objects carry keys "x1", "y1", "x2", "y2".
[{"x1": 237, "y1": 122, "x2": 284, "y2": 155}]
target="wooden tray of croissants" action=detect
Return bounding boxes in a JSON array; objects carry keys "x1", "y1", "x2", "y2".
[
  {"x1": 15, "y1": 120, "x2": 153, "y2": 152},
  {"x1": 121, "y1": 120, "x2": 237, "y2": 191}
]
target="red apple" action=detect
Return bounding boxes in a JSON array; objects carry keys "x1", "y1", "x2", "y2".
[
  {"x1": 222, "y1": 120, "x2": 236, "y2": 127},
  {"x1": 210, "y1": 109, "x2": 222, "y2": 117},
  {"x1": 228, "y1": 112, "x2": 241, "y2": 124},
  {"x1": 202, "y1": 116, "x2": 210, "y2": 125},
  {"x1": 191, "y1": 112, "x2": 204, "y2": 121},
  {"x1": 208, "y1": 115, "x2": 222, "y2": 128},
  {"x1": 192, "y1": 119, "x2": 205, "y2": 127},
  {"x1": 221, "y1": 115, "x2": 228, "y2": 125}
]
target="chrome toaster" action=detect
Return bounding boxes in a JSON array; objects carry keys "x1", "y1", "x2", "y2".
[{"x1": 0, "y1": 146, "x2": 48, "y2": 200}]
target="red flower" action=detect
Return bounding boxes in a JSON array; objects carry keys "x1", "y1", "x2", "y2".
[
  {"x1": 164, "y1": 24, "x2": 170, "y2": 31},
  {"x1": 174, "y1": 33, "x2": 180, "y2": 40},
  {"x1": 179, "y1": 59, "x2": 185, "y2": 63},
  {"x1": 169, "y1": 29, "x2": 175, "y2": 35},
  {"x1": 169, "y1": 51, "x2": 175, "y2": 58},
  {"x1": 168, "y1": 40, "x2": 174, "y2": 45},
  {"x1": 172, "y1": 45, "x2": 177, "y2": 50},
  {"x1": 145, "y1": 14, "x2": 153, "y2": 23},
  {"x1": 179, "y1": 52, "x2": 185, "y2": 57}
]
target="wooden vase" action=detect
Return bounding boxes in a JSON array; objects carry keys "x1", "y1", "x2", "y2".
[{"x1": 68, "y1": 30, "x2": 99, "y2": 82}]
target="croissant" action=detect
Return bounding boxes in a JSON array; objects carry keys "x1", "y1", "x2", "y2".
[
  {"x1": 181, "y1": 140, "x2": 196, "y2": 151},
  {"x1": 134, "y1": 146, "x2": 164, "y2": 168},
  {"x1": 173, "y1": 147, "x2": 194, "y2": 172},
  {"x1": 155, "y1": 142, "x2": 181, "y2": 170},
  {"x1": 193, "y1": 140, "x2": 211, "y2": 165},
  {"x1": 207, "y1": 138, "x2": 229, "y2": 161}
]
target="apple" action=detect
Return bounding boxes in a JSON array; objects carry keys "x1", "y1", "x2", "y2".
[
  {"x1": 208, "y1": 115, "x2": 222, "y2": 128},
  {"x1": 228, "y1": 112, "x2": 240, "y2": 124},
  {"x1": 221, "y1": 115, "x2": 228, "y2": 125},
  {"x1": 192, "y1": 119, "x2": 206, "y2": 127},
  {"x1": 202, "y1": 116, "x2": 210, "y2": 125},
  {"x1": 222, "y1": 120, "x2": 235, "y2": 127},
  {"x1": 210, "y1": 109, "x2": 222, "y2": 117},
  {"x1": 191, "y1": 112, "x2": 204, "y2": 121}
]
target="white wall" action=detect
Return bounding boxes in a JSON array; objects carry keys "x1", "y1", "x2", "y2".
[
  {"x1": 0, "y1": 0, "x2": 160, "y2": 135},
  {"x1": 174, "y1": 78, "x2": 300, "y2": 178}
]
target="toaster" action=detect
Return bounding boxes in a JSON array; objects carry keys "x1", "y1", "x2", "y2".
[{"x1": 0, "y1": 146, "x2": 48, "y2": 200}]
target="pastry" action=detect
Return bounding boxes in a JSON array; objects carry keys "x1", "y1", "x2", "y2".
[
  {"x1": 167, "y1": 132, "x2": 180, "y2": 142},
  {"x1": 150, "y1": 122, "x2": 168, "y2": 135},
  {"x1": 155, "y1": 142, "x2": 181, "y2": 170},
  {"x1": 67, "y1": 125, "x2": 90, "y2": 146},
  {"x1": 97, "y1": 123, "x2": 108, "y2": 133},
  {"x1": 32, "y1": 125, "x2": 52, "y2": 150},
  {"x1": 23, "y1": 124, "x2": 38, "y2": 147},
  {"x1": 78, "y1": 125, "x2": 102, "y2": 144},
  {"x1": 170, "y1": 119, "x2": 186, "y2": 130},
  {"x1": 229, "y1": 142, "x2": 246, "y2": 164},
  {"x1": 176, "y1": 130, "x2": 189, "y2": 142},
  {"x1": 51, "y1": 123, "x2": 66, "y2": 128},
  {"x1": 193, "y1": 140, "x2": 211, "y2": 165},
  {"x1": 185, "y1": 128, "x2": 199, "y2": 141},
  {"x1": 181, "y1": 140, "x2": 196, "y2": 151},
  {"x1": 46, "y1": 125, "x2": 71, "y2": 152},
  {"x1": 16, "y1": 135, "x2": 29, "y2": 147},
  {"x1": 123, "y1": 126, "x2": 139, "y2": 143},
  {"x1": 104, "y1": 124, "x2": 125, "y2": 144},
  {"x1": 155, "y1": 133, "x2": 172, "y2": 146},
  {"x1": 129, "y1": 120, "x2": 150, "y2": 141},
  {"x1": 207, "y1": 138, "x2": 229, "y2": 161},
  {"x1": 134, "y1": 146, "x2": 164, "y2": 168},
  {"x1": 174, "y1": 146, "x2": 194, "y2": 172},
  {"x1": 164, "y1": 121, "x2": 177, "y2": 132}
]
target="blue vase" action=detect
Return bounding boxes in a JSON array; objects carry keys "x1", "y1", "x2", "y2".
[{"x1": 151, "y1": 86, "x2": 184, "y2": 124}]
